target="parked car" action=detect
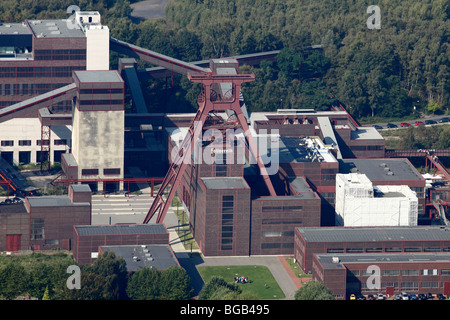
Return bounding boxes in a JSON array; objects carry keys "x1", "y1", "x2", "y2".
[
  {"x1": 409, "y1": 294, "x2": 418, "y2": 300},
  {"x1": 427, "y1": 293, "x2": 433, "y2": 300},
  {"x1": 394, "y1": 294, "x2": 402, "y2": 300},
  {"x1": 386, "y1": 123, "x2": 398, "y2": 128},
  {"x1": 401, "y1": 292, "x2": 409, "y2": 300},
  {"x1": 418, "y1": 293, "x2": 427, "y2": 300},
  {"x1": 415, "y1": 121, "x2": 425, "y2": 125},
  {"x1": 367, "y1": 294, "x2": 376, "y2": 300},
  {"x1": 439, "y1": 117, "x2": 450, "y2": 123},
  {"x1": 373, "y1": 124, "x2": 383, "y2": 130},
  {"x1": 437, "y1": 294, "x2": 445, "y2": 300},
  {"x1": 400, "y1": 122, "x2": 411, "y2": 127},
  {"x1": 425, "y1": 120, "x2": 437, "y2": 125},
  {"x1": 356, "y1": 294, "x2": 366, "y2": 300},
  {"x1": 377, "y1": 293, "x2": 385, "y2": 300},
  {"x1": 349, "y1": 294, "x2": 356, "y2": 300}
]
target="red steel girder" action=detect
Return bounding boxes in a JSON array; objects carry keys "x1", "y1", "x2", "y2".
[{"x1": 143, "y1": 67, "x2": 277, "y2": 224}]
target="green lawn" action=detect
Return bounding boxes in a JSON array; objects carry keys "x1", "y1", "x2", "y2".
[{"x1": 197, "y1": 265, "x2": 285, "y2": 300}]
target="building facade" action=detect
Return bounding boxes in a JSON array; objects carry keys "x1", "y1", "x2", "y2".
[
  {"x1": 0, "y1": 11, "x2": 109, "y2": 167},
  {"x1": 312, "y1": 252, "x2": 450, "y2": 299}
]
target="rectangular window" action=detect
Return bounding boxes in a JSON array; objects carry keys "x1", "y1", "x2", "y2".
[
  {"x1": 215, "y1": 165, "x2": 227, "y2": 177},
  {"x1": 82, "y1": 169, "x2": 99, "y2": 176},
  {"x1": 104, "y1": 168, "x2": 121, "y2": 175},
  {"x1": 1, "y1": 140, "x2": 13, "y2": 146},
  {"x1": 54, "y1": 139, "x2": 67, "y2": 146},
  {"x1": 18, "y1": 140, "x2": 31, "y2": 146},
  {"x1": 30, "y1": 219, "x2": 44, "y2": 240}
]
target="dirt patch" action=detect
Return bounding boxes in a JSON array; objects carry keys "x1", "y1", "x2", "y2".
[{"x1": 130, "y1": 0, "x2": 171, "y2": 20}]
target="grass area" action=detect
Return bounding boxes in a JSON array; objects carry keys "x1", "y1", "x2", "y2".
[
  {"x1": 285, "y1": 257, "x2": 312, "y2": 279},
  {"x1": 0, "y1": 251, "x2": 73, "y2": 272},
  {"x1": 172, "y1": 196, "x2": 199, "y2": 250},
  {"x1": 198, "y1": 265, "x2": 285, "y2": 299}
]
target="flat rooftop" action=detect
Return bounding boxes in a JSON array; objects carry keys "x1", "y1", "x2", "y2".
[
  {"x1": 75, "y1": 224, "x2": 167, "y2": 236},
  {"x1": 27, "y1": 195, "x2": 89, "y2": 207},
  {"x1": 316, "y1": 252, "x2": 450, "y2": 270},
  {"x1": 74, "y1": 70, "x2": 123, "y2": 83},
  {"x1": 340, "y1": 158, "x2": 424, "y2": 182},
  {"x1": 278, "y1": 136, "x2": 337, "y2": 163},
  {"x1": 0, "y1": 23, "x2": 31, "y2": 35},
  {"x1": 27, "y1": 19, "x2": 85, "y2": 38},
  {"x1": 350, "y1": 127, "x2": 384, "y2": 140},
  {"x1": 100, "y1": 244, "x2": 178, "y2": 272},
  {"x1": 297, "y1": 226, "x2": 450, "y2": 243},
  {"x1": 201, "y1": 177, "x2": 250, "y2": 189}
]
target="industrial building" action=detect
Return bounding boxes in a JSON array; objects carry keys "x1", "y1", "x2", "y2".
[
  {"x1": 0, "y1": 184, "x2": 91, "y2": 252},
  {"x1": 294, "y1": 226, "x2": 450, "y2": 274},
  {"x1": 0, "y1": 10, "x2": 448, "y2": 295},
  {"x1": 312, "y1": 252, "x2": 450, "y2": 299},
  {"x1": 73, "y1": 224, "x2": 170, "y2": 265},
  {"x1": 335, "y1": 173, "x2": 418, "y2": 227},
  {"x1": 0, "y1": 11, "x2": 109, "y2": 167}
]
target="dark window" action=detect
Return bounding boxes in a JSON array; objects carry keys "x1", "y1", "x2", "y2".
[
  {"x1": 216, "y1": 165, "x2": 227, "y2": 177},
  {"x1": 104, "y1": 168, "x2": 121, "y2": 175},
  {"x1": 82, "y1": 169, "x2": 99, "y2": 176},
  {"x1": 54, "y1": 139, "x2": 67, "y2": 146},
  {"x1": 1, "y1": 140, "x2": 13, "y2": 146},
  {"x1": 18, "y1": 140, "x2": 31, "y2": 146}
]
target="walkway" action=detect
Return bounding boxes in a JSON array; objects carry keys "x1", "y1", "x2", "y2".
[{"x1": 90, "y1": 191, "x2": 304, "y2": 300}]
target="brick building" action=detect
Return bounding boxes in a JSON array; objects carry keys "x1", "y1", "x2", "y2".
[{"x1": 0, "y1": 184, "x2": 91, "y2": 251}]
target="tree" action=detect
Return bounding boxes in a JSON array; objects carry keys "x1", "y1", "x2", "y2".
[
  {"x1": 0, "y1": 262, "x2": 30, "y2": 300},
  {"x1": 294, "y1": 280, "x2": 335, "y2": 300},
  {"x1": 198, "y1": 276, "x2": 241, "y2": 300},
  {"x1": 159, "y1": 266, "x2": 193, "y2": 300},
  {"x1": 89, "y1": 252, "x2": 129, "y2": 300},
  {"x1": 126, "y1": 266, "x2": 161, "y2": 300}
]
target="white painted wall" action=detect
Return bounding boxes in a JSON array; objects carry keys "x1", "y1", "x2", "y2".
[
  {"x1": 335, "y1": 173, "x2": 418, "y2": 227},
  {"x1": 0, "y1": 118, "x2": 72, "y2": 165}
]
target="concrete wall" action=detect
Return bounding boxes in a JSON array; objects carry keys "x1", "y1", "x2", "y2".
[{"x1": 72, "y1": 108, "x2": 124, "y2": 189}]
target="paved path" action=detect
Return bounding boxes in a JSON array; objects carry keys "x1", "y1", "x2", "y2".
[{"x1": 90, "y1": 192, "x2": 303, "y2": 300}]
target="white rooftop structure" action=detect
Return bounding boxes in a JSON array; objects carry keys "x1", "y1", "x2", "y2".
[{"x1": 335, "y1": 173, "x2": 418, "y2": 227}]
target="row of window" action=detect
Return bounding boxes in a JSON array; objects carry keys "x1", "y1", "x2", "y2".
[
  {"x1": 79, "y1": 99, "x2": 123, "y2": 106},
  {"x1": 350, "y1": 145, "x2": 384, "y2": 151},
  {"x1": 81, "y1": 168, "x2": 121, "y2": 176},
  {"x1": 361, "y1": 282, "x2": 447, "y2": 292},
  {"x1": 0, "y1": 80, "x2": 80, "y2": 96},
  {"x1": 80, "y1": 88, "x2": 124, "y2": 94},
  {"x1": 350, "y1": 268, "x2": 447, "y2": 277},
  {"x1": 327, "y1": 247, "x2": 450, "y2": 253},
  {"x1": 1, "y1": 139, "x2": 67, "y2": 147},
  {"x1": 221, "y1": 195, "x2": 234, "y2": 251},
  {"x1": 0, "y1": 66, "x2": 85, "y2": 79}
]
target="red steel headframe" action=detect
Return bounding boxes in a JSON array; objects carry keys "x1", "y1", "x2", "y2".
[{"x1": 143, "y1": 68, "x2": 276, "y2": 224}]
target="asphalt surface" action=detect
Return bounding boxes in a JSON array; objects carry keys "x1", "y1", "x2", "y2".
[{"x1": 90, "y1": 193, "x2": 301, "y2": 299}]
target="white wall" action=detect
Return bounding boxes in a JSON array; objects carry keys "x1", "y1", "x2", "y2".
[
  {"x1": 86, "y1": 25, "x2": 110, "y2": 71},
  {"x1": 335, "y1": 173, "x2": 418, "y2": 227},
  {"x1": 0, "y1": 118, "x2": 71, "y2": 165}
]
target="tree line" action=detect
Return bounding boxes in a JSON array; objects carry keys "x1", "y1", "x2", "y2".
[
  {"x1": 0, "y1": 0, "x2": 447, "y2": 119},
  {"x1": 0, "y1": 252, "x2": 193, "y2": 300}
]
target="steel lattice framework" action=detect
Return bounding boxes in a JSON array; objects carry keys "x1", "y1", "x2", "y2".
[{"x1": 143, "y1": 65, "x2": 276, "y2": 224}]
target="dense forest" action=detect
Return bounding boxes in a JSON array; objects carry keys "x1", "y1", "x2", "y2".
[{"x1": 0, "y1": 0, "x2": 448, "y2": 120}]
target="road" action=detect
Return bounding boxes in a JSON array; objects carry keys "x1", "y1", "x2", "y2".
[
  {"x1": 370, "y1": 115, "x2": 449, "y2": 130},
  {"x1": 90, "y1": 192, "x2": 302, "y2": 299}
]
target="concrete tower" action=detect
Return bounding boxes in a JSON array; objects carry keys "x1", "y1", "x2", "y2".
[{"x1": 68, "y1": 70, "x2": 124, "y2": 192}]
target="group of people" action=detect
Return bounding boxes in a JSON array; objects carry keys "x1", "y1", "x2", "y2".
[{"x1": 234, "y1": 276, "x2": 249, "y2": 284}]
